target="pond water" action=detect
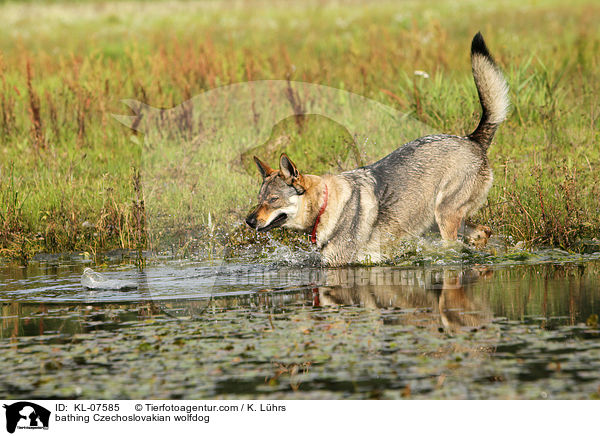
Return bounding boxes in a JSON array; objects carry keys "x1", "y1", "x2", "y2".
[{"x1": 1, "y1": 245, "x2": 599, "y2": 399}]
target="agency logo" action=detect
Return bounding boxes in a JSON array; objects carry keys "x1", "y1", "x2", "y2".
[{"x1": 2, "y1": 402, "x2": 50, "y2": 434}]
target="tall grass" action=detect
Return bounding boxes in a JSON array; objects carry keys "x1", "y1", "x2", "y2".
[{"x1": 0, "y1": 0, "x2": 599, "y2": 260}]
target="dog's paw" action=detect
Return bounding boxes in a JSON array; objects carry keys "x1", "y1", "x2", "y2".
[{"x1": 464, "y1": 224, "x2": 492, "y2": 249}]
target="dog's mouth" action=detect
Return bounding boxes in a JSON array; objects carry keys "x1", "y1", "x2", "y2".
[{"x1": 257, "y1": 213, "x2": 288, "y2": 232}]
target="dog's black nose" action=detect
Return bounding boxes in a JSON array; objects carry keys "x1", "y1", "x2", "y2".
[{"x1": 245, "y1": 215, "x2": 257, "y2": 228}]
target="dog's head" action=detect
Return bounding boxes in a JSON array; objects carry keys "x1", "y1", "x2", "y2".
[{"x1": 245, "y1": 154, "x2": 308, "y2": 232}]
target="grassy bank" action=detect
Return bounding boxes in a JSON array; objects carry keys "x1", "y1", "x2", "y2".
[{"x1": 0, "y1": 0, "x2": 599, "y2": 261}]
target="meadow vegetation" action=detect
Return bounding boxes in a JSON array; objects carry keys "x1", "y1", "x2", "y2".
[{"x1": 0, "y1": 0, "x2": 598, "y2": 261}]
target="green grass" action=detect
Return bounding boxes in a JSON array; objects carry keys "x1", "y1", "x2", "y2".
[{"x1": 0, "y1": 0, "x2": 599, "y2": 260}]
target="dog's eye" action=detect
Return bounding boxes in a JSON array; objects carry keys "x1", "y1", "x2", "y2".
[{"x1": 268, "y1": 196, "x2": 279, "y2": 204}]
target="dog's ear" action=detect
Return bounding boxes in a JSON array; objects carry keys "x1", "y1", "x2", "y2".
[
  {"x1": 279, "y1": 153, "x2": 299, "y2": 179},
  {"x1": 254, "y1": 156, "x2": 275, "y2": 179},
  {"x1": 279, "y1": 153, "x2": 306, "y2": 194}
]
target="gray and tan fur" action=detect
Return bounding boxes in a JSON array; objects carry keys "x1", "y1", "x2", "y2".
[{"x1": 246, "y1": 33, "x2": 509, "y2": 266}]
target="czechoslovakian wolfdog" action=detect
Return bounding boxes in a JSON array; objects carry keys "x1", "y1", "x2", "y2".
[{"x1": 246, "y1": 33, "x2": 509, "y2": 266}]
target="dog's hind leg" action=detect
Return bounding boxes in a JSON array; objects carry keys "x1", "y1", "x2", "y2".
[
  {"x1": 435, "y1": 208, "x2": 464, "y2": 241},
  {"x1": 460, "y1": 174, "x2": 494, "y2": 247},
  {"x1": 435, "y1": 187, "x2": 487, "y2": 242},
  {"x1": 435, "y1": 201, "x2": 467, "y2": 241}
]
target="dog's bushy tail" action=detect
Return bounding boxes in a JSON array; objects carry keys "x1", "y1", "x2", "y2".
[{"x1": 468, "y1": 32, "x2": 510, "y2": 149}]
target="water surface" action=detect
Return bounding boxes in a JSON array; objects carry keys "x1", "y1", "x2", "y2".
[{"x1": 1, "y1": 248, "x2": 599, "y2": 399}]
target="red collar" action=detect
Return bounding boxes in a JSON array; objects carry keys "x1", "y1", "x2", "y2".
[{"x1": 310, "y1": 184, "x2": 328, "y2": 244}]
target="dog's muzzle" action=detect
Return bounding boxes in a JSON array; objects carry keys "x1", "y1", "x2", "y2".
[{"x1": 245, "y1": 209, "x2": 287, "y2": 232}]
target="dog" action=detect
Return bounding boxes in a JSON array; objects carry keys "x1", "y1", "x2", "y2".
[{"x1": 246, "y1": 33, "x2": 509, "y2": 266}]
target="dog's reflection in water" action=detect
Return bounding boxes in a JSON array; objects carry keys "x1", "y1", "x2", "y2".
[{"x1": 315, "y1": 267, "x2": 493, "y2": 333}]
